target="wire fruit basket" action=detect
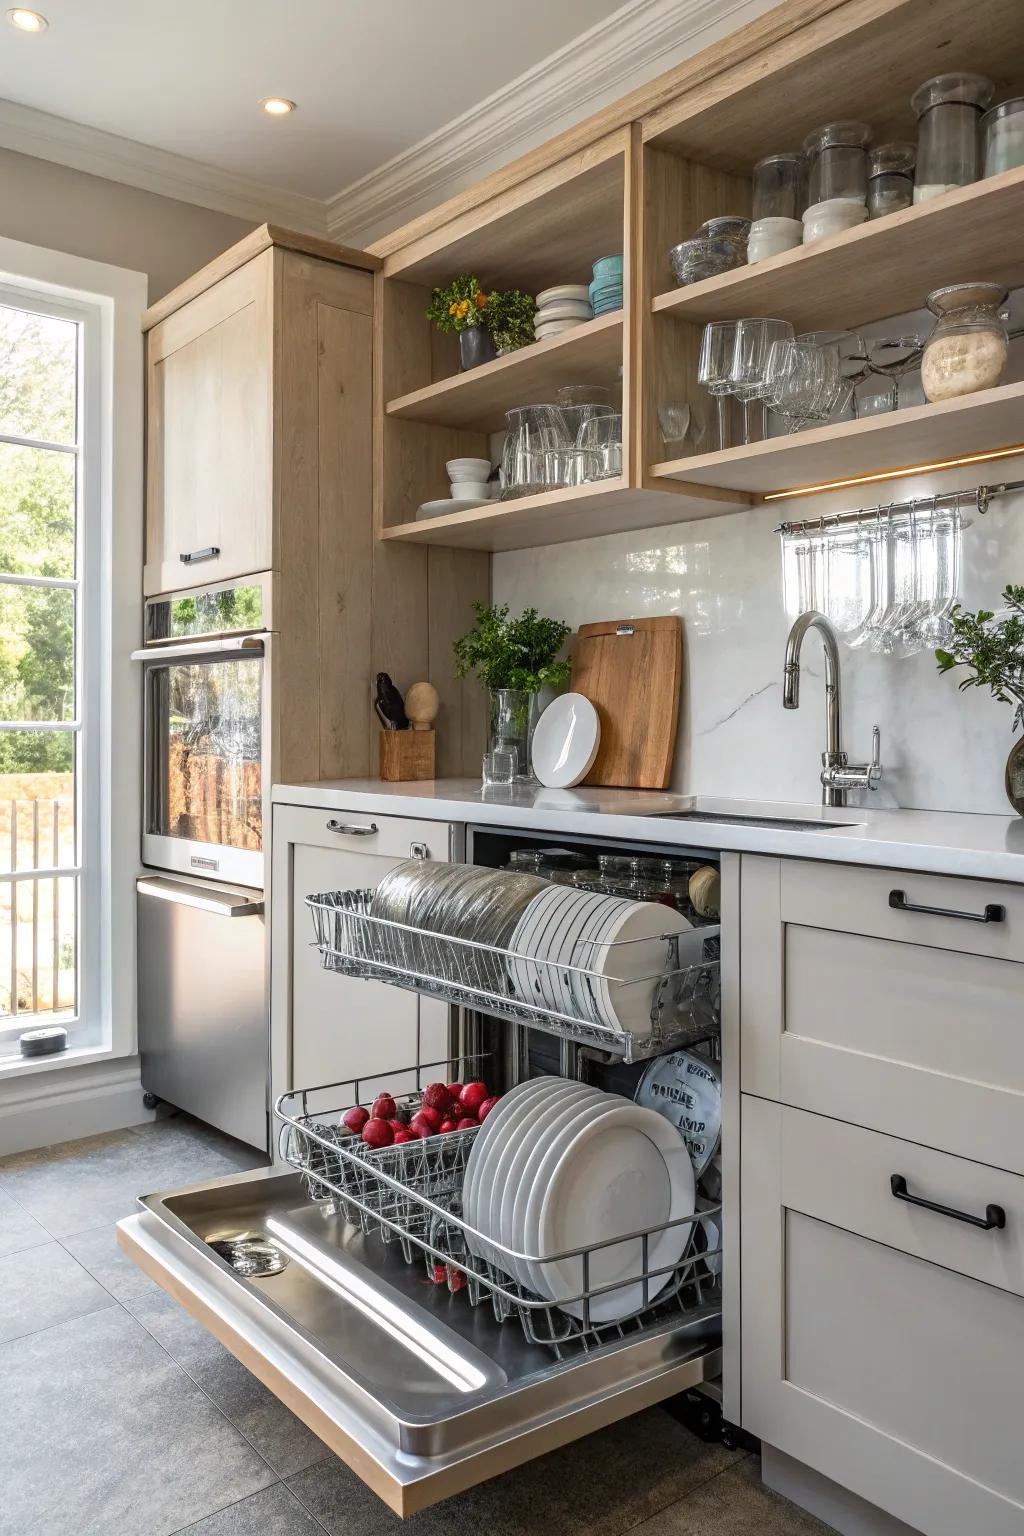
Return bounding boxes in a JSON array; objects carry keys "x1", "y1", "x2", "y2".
[
  {"x1": 275, "y1": 1058, "x2": 722, "y2": 1358},
  {"x1": 306, "y1": 889, "x2": 720, "y2": 1063}
]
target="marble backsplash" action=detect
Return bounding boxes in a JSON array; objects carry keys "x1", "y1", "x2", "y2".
[{"x1": 492, "y1": 455, "x2": 1024, "y2": 815}]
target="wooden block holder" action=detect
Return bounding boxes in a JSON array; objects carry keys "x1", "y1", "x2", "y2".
[{"x1": 379, "y1": 729, "x2": 436, "y2": 782}]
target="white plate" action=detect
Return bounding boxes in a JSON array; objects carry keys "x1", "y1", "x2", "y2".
[
  {"x1": 518, "y1": 1089, "x2": 613, "y2": 1298},
  {"x1": 482, "y1": 1080, "x2": 584, "y2": 1272},
  {"x1": 531, "y1": 693, "x2": 601, "y2": 789},
  {"x1": 586, "y1": 900, "x2": 692, "y2": 1033},
  {"x1": 498, "y1": 1084, "x2": 603, "y2": 1287},
  {"x1": 416, "y1": 498, "x2": 490, "y2": 519},
  {"x1": 507, "y1": 886, "x2": 572, "y2": 1013},
  {"x1": 535, "y1": 319, "x2": 586, "y2": 339},
  {"x1": 536, "y1": 284, "x2": 590, "y2": 306},
  {"x1": 534, "y1": 1100, "x2": 695, "y2": 1322},
  {"x1": 534, "y1": 299, "x2": 593, "y2": 323},
  {"x1": 633, "y1": 1049, "x2": 722, "y2": 1179},
  {"x1": 463, "y1": 1077, "x2": 558, "y2": 1254}
]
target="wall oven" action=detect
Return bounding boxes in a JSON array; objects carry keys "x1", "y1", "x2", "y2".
[{"x1": 132, "y1": 574, "x2": 271, "y2": 889}]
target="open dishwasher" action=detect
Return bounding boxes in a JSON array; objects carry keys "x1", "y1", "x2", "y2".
[{"x1": 118, "y1": 821, "x2": 728, "y2": 1517}]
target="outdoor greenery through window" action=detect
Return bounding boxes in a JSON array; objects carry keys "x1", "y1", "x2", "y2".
[{"x1": 0, "y1": 294, "x2": 80, "y2": 1027}]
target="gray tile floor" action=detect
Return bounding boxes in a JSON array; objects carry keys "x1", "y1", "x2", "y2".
[{"x1": 0, "y1": 1116, "x2": 832, "y2": 1536}]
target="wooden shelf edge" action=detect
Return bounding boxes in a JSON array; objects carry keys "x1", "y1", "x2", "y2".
[
  {"x1": 385, "y1": 312, "x2": 624, "y2": 421},
  {"x1": 649, "y1": 164, "x2": 1024, "y2": 323}
]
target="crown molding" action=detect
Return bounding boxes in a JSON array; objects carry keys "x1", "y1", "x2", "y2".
[
  {"x1": 0, "y1": 97, "x2": 328, "y2": 234},
  {"x1": 324, "y1": 0, "x2": 772, "y2": 247}
]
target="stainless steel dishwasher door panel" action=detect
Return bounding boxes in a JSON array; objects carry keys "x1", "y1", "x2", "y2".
[{"x1": 137, "y1": 876, "x2": 268, "y2": 1150}]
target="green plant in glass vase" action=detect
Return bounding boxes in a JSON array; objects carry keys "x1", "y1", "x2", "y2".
[
  {"x1": 454, "y1": 602, "x2": 571, "y2": 782},
  {"x1": 935, "y1": 584, "x2": 1024, "y2": 814}
]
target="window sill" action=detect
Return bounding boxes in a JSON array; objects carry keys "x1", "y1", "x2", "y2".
[{"x1": 0, "y1": 1041, "x2": 122, "y2": 1081}]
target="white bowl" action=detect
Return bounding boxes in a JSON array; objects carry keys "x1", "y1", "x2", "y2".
[
  {"x1": 535, "y1": 299, "x2": 593, "y2": 323},
  {"x1": 535, "y1": 319, "x2": 587, "y2": 340},
  {"x1": 450, "y1": 481, "x2": 490, "y2": 500},
  {"x1": 536, "y1": 284, "x2": 590, "y2": 306},
  {"x1": 446, "y1": 457, "x2": 492, "y2": 481}
]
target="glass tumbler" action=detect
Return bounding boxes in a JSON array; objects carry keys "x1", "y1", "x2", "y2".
[
  {"x1": 500, "y1": 405, "x2": 571, "y2": 499},
  {"x1": 576, "y1": 413, "x2": 623, "y2": 480},
  {"x1": 867, "y1": 143, "x2": 916, "y2": 216},
  {"x1": 752, "y1": 152, "x2": 808, "y2": 220},
  {"x1": 803, "y1": 121, "x2": 871, "y2": 204},
  {"x1": 912, "y1": 72, "x2": 994, "y2": 201}
]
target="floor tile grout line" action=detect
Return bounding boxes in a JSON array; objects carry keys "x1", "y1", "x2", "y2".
[
  {"x1": 0, "y1": 1174, "x2": 65, "y2": 1240},
  {"x1": 0, "y1": 1297, "x2": 120, "y2": 1350},
  {"x1": 283, "y1": 1469, "x2": 339, "y2": 1535},
  {"x1": 165, "y1": 1478, "x2": 333, "y2": 1536}
]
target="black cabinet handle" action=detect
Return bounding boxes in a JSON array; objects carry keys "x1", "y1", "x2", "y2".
[
  {"x1": 180, "y1": 546, "x2": 221, "y2": 565},
  {"x1": 890, "y1": 1173, "x2": 1006, "y2": 1231},
  {"x1": 889, "y1": 889, "x2": 1005, "y2": 924}
]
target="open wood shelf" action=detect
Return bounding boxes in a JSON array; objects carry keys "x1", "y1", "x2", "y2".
[
  {"x1": 650, "y1": 380, "x2": 1024, "y2": 498},
  {"x1": 651, "y1": 167, "x2": 1024, "y2": 333},
  {"x1": 379, "y1": 477, "x2": 750, "y2": 552},
  {"x1": 385, "y1": 314, "x2": 624, "y2": 432}
]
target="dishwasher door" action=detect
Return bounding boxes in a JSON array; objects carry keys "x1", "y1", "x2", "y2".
[
  {"x1": 137, "y1": 875, "x2": 268, "y2": 1151},
  {"x1": 118, "y1": 1167, "x2": 720, "y2": 1517}
]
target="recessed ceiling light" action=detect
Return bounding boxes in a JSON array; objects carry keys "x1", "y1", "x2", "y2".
[
  {"x1": 6, "y1": 7, "x2": 49, "y2": 30},
  {"x1": 259, "y1": 97, "x2": 296, "y2": 117}
]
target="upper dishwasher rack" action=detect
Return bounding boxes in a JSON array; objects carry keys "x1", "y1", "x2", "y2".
[{"x1": 307, "y1": 887, "x2": 720, "y2": 1062}]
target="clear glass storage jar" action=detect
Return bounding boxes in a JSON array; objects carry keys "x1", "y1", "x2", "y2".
[
  {"x1": 982, "y1": 97, "x2": 1024, "y2": 177},
  {"x1": 912, "y1": 72, "x2": 994, "y2": 202},
  {"x1": 752, "y1": 152, "x2": 808, "y2": 220},
  {"x1": 803, "y1": 121, "x2": 871, "y2": 205},
  {"x1": 920, "y1": 282, "x2": 1009, "y2": 402},
  {"x1": 867, "y1": 142, "x2": 916, "y2": 217}
]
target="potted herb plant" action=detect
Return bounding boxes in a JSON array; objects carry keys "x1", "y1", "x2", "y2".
[
  {"x1": 426, "y1": 274, "x2": 495, "y2": 371},
  {"x1": 485, "y1": 288, "x2": 537, "y2": 355},
  {"x1": 935, "y1": 584, "x2": 1024, "y2": 813},
  {"x1": 454, "y1": 602, "x2": 571, "y2": 781}
]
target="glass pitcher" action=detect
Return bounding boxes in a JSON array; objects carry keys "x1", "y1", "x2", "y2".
[{"x1": 500, "y1": 405, "x2": 571, "y2": 500}]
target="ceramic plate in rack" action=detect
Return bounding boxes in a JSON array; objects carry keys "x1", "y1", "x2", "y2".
[
  {"x1": 586, "y1": 901, "x2": 693, "y2": 1034},
  {"x1": 498, "y1": 1083, "x2": 603, "y2": 1288},
  {"x1": 416, "y1": 498, "x2": 490, "y2": 520},
  {"x1": 531, "y1": 693, "x2": 601, "y2": 788},
  {"x1": 633, "y1": 1049, "x2": 722, "y2": 1179},
  {"x1": 462, "y1": 1076, "x2": 558, "y2": 1256},
  {"x1": 533, "y1": 1100, "x2": 695, "y2": 1323},
  {"x1": 481, "y1": 1080, "x2": 583, "y2": 1272},
  {"x1": 517, "y1": 1087, "x2": 615, "y2": 1299}
]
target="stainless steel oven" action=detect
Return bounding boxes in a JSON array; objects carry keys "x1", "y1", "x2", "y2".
[{"x1": 133, "y1": 574, "x2": 272, "y2": 889}]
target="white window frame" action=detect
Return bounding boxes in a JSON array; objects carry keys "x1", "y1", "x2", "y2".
[{"x1": 0, "y1": 236, "x2": 146, "y2": 1077}]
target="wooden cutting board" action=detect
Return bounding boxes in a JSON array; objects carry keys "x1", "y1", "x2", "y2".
[{"x1": 572, "y1": 616, "x2": 682, "y2": 789}]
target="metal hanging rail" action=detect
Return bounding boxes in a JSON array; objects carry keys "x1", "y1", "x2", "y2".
[{"x1": 773, "y1": 479, "x2": 1024, "y2": 536}]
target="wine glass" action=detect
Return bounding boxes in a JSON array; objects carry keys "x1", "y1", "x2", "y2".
[
  {"x1": 866, "y1": 333, "x2": 925, "y2": 409},
  {"x1": 730, "y1": 318, "x2": 794, "y2": 442},
  {"x1": 798, "y1": 329, "x2": 869, "y2": 420},
  {"x1": 698, "y1": 321, "x2": 738, "y2": 450},
  {"x1": 764, "y1": 338, "x2": 840, "y2": 432}
]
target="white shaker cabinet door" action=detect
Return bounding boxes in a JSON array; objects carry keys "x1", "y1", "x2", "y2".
[{"x1": 271, "y1": 804, "x2": 454, "y2": 1111}]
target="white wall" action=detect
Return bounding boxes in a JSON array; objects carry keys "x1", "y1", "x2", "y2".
[{"x1": 493, "y1": 456, "x2": 1024, "y2": 816}]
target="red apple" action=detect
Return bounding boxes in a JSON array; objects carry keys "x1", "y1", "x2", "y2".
[
  {"x1": 439, "y1": 1117, "x2": 459, "y2": 1134},
  {"x1": 371, "y1": 1093, "x2": 397, "y2": 1121},
  {"x1": 361, "y1": 1117, "x2": 393, "y2": 1149},
  {"x1": 422, "y1": 1082, "x2": 453, "y2": 1113},
  {"x1": 459, "y1": 1081, "x2": 489, "y2": 1115},
  {"x1": 456, "y1": 1116, "x2": 478, "y2": 1131},
  {"x1": 392, "y1": 1127, "x2": 415, "y2": 1144},
  {"x1": 409, "y1": 1112, "x2": 439, "y2": 1139},
  {"x1": 342, "y1": 1106, "x2": 370, "y2": 1135},
  {"x1": 477, "y1": 1095, "x2": 501, "y2": 1123},
  {"x1": 415, "y1": 1104, "x2": 442, "y2": 1130},
  {"x1": 446, "y1": 1082, "x2": 463, "y2": 1099}
]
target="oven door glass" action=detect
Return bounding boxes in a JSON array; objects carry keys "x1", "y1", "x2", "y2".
[{"x1": 146, "y1": 651, "x2": 264, "y2": 863}]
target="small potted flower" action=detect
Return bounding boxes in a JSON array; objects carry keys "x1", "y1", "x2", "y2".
[
  {"x1": 426, "y1": 274, "x2": 495, "y2": 371},
  {"x1": 485, "y1": 288, "x2": 536, "y2": 355}
]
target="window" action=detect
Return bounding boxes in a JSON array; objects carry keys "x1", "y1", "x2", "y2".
[{"x1": 0, "y1": 286, "x2": 98, "y2": 1045}]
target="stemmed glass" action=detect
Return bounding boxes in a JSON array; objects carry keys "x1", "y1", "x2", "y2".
[
  {"x1": 866, "y1": 333, "x2": 925, "y2": 409},
  {"x1": 798, "y1": 329, "x2": 870, "y2": 420},
  {"x1": 764, "y1": 338, "x2": 840, "y2": 432},
  {"x1": 729, "y1": 318, "x2": 794, "y2": 442},
  {"x1": 697, "y1": 321, "x2": 738, "y2": 450}
]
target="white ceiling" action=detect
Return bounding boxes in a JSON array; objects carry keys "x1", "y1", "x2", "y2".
[{"x1": 0, "y1": 0, "x2": 626, "y2": 201}]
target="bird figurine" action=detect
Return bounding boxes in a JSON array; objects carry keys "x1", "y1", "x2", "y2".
[{"x1": 374, "y1": 672, "x2": 409, "y2": 731}]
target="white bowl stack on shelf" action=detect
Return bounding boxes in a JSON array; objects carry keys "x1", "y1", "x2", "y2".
[
  {"x1": 462, "y1": 1076, "x2": 696, "y2": 1322},
  {"x1": 534, "y1": 284, "x2": 593, "y2": 343}
]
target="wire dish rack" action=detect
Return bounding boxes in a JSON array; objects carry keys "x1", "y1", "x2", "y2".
[
  {"x1": 275, "y1": 1060, "x2": 722, "y2": 1359},
  {"x1": 306, "y1": 889, "x2": 720, "y2": 1063}
]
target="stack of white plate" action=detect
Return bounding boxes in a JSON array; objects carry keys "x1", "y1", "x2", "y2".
[
  {"x1": 462, "y1": 1076, "x2": 696, "y2": 1322},
  {"x1": 534, "y1": 284, "x2": 593, "y2": 343},
  {"x1": 507, "y1": 883, "x2": 696, "y2": 1033}
]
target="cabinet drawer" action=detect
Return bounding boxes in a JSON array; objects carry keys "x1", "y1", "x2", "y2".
[
  {"x1": 742, "y1": 1096, "x2": 1024, "y2": 1536},
  {"x1": 276, "y1": 803, "x2": 453, "y2": 862},
  {"x1": 781, "y1": 858, "x2": 1024, "y2": 963}
]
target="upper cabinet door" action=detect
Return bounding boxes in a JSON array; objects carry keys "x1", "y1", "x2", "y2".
[{"x1": 145, "y1": 252, "x2": 274, "y2": 596}]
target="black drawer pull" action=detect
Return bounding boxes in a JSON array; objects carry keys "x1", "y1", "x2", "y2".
[
  {"x1": 180, "y1": 546, "x2": 221, "y2": 565},
  {"x1": 889, "y1": 889, "x2": 1005, "y2": 924},
  {"x1": 890, "y1": 1173, "x2": 1006, "y2": 1231}
]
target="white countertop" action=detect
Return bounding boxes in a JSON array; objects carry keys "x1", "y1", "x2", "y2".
[{"x1": 272, "y1": 779, "x2": 1024, "y2": 884}]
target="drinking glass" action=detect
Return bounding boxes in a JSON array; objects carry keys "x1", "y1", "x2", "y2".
[
  {"x1": 698, "y1": 321, "x2": 738, "y2": 450},
  {"x1": 866, "y1": 334, "x2": 925, "y2": 408},
  {"x1": 577, "y1": 412, "x2": 623, "y2": 480},
  {"x1": 764, "y1": 339, "x2": 840, "y2": 432},
  {"x1": 501, "y1": 405, "x2": 571, "y2": 498},
  {"x1": 729, "y1": 318, "x2": 794, "y2": 441},
  {"x1": 657, "y1": 402, "x2": 707, "y2": 454},
  {"x1": 797, "y1": 329, "x2": 869, "y2": 420}
]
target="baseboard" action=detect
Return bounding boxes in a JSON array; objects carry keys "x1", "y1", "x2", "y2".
[
  {"x1": 761, "y1": 1445, "x2": 925, "y2": 1536},
  {"x1": 0, "y1": 1057, "x2": 155, "y2": 1156}
]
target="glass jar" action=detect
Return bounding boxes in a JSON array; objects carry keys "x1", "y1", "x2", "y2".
[
  {"x1": 752, "y1": 152, "x2": 807, "y2": 220},
  {"x1": 912, "y1": 72, "x2": 994, "y2": 202},
  {"x1": 867, "y1": 143, "x2": 916, "y2": 217},
  {"x1": 982, "y1": 97, "x2": 1024, "y2": 177},
  {"x1": 803, "y1": 121, "x2": 871, "y2": 205},
  {"x1": 920, "y1": 282, "x2": 1009, "y2": 403}
]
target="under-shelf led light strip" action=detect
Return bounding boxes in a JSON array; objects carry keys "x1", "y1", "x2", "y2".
[{"x1": 762, "y1": 442, "x2": 1024, "y2": 502}]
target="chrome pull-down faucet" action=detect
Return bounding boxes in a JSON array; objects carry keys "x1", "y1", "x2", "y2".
[{"x1": 783, "y1": 611, "x2": 883, "y2": 807}]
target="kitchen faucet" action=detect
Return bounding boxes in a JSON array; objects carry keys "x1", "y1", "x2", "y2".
[{"x1": 783, "y1": 611, "x2": 882, "y2": 807}]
